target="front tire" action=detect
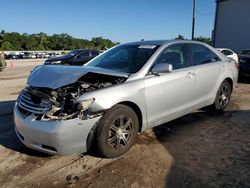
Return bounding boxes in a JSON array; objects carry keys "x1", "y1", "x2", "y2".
[{"x1": 96, "y1": 104, "x2": 139, "y2": 158}]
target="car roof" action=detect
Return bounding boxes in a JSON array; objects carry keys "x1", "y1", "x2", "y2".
[
  {"x1": 123, "y1": 40, "x2": 175, "y2": 46},
  {"x1": 122, "y1": 40, "x2": 209, "y2": 47},
  {"x1": 72, "y1": 49, "x2": 88, "y2": 51},
  {"x1": 72, "y1": 49, "x2": 100, "y2": 52}
]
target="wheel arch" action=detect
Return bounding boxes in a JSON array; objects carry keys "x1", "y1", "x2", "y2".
[
  {"x1": 224, "y1": 77, "x2": 233, "y2": 91},
  {"x1": 117, "y1": 101, "x2": 143, "y2": 132},
  {"x1": 86, "y1": 100, "x2": 144, "y2": 150}
]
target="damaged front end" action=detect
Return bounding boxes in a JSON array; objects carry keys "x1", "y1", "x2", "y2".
[{"x1": 17, "y1": 72, "x2": 127, "y2": 120}]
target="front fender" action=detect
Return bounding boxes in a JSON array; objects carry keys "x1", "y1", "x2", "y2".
[{"x1": 78, "y1": 79, "x2": 148, "y2": 130}]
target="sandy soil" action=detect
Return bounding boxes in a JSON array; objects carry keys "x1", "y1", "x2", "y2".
[
  {"x1": 0, "y1": 60, "x2": 43, "y2": 101},
  {"x1": 0, "y1": 60, "x2": 249, "y2": 188}
]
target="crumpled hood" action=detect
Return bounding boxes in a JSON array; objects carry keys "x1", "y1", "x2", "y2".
[{"x1": 27, "y1": 65, "x2": 129, "y2": 89}]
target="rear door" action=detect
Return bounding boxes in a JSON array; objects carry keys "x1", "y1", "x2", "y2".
[{"x1": 188, "y1": 43, "x2": 224, "y2": 107}]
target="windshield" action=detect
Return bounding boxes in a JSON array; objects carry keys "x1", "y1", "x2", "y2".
[
  {"x1": 240, "y1": 50, "x2": 250, "y2": 55},
  {"x1": 86, "y1": 45, "x2": 159, "y2": 73}
]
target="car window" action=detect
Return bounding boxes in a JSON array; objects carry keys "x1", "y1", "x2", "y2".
[
  {"x1": 67, "y1": 50, "x2": 81, "y2": 56},
  {"x1": 190, "y1": 44, "x2": 220, "y2": 65},
  {"x1": 155, "y1": 44, "x2": 189, "y2": 70},
  {"x1": 109, "y1": 49, "x2": 129, "y2": 61},
  {"x1": 77, "y1": 51, "x2": 89, "y2": 58},
  {"x1": 210, "y1": 50, "x2": 221, "y2": 62},
  {"x1": 222, "y1": 50, "x2": 233, "y2": 56},
  {"x1": 91, "y1": 51, "x2": 99, "y2": 56},
  {"x1": 87, "y1": 45, "x2": 159, "y2": 73}
]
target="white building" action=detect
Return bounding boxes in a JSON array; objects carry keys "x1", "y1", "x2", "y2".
[{"x1": 213, "y1": 0, "x2": 250, "y2": 52}]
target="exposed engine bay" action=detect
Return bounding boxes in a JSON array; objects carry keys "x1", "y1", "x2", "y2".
[{"x1": 18, "y1": 73, "x2": 127, "y2": 120}]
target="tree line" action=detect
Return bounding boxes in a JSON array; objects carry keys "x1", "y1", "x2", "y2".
[
  {"x1": 175, "y1": 34, "x2": 212, "y2": 45},
  {"x1": 0, "y1": 30, "x2": 212, "y2": 51},
  {"x1": 0, "y1": 30, "x2": 118, "y2": 51}
]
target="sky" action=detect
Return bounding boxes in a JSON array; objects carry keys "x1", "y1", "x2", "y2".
[{"x1": 0, "y1": 0, "x2": 216, "y2": 43}]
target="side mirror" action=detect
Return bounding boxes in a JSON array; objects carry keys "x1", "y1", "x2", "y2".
[{"x1": 151, "y1": 63, "x2": 173, "y2": 75}]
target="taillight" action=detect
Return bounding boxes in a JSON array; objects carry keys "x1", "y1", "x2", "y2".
[{"x1": 235, "y1": 62, "x2": 239, "y2": 70}]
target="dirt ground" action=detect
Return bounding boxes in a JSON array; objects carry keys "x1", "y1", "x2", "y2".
[{"x1": 0, "y1": 60, "x2": 250, "y2": 188}]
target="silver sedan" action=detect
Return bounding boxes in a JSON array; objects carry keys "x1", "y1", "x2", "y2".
[{"x1": 14, "y1": 40, "x2": 238, "y2": 157}]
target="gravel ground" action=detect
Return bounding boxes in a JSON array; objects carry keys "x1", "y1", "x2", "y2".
[{"x1": 0, "y1": 60, "x2": 249, "y2": 188}]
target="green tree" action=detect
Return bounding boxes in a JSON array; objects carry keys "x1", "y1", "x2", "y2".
[
  {"x1": 193, "y1": 36, "x2": 211, "y2": 45},
  {"x1": 0, "y1": 30, "x2": 5, "y2": 49},
  {"x1": 2, "y1": 41, "x2": 15, "y2": 50},
  {"x1": 0, "y1": 31, "x2": 118, "y2": 51},
  {"x1": 174, "y1": 34, "x2": 211, "y2": 45},
  {"x1": 175, "y1": 34, "x2": 185, "y2": 40},
  {"x1": 37, "y1": 32, "x2": 50, "y2": 50},
  {"x1": 4, "y1": 32, "x2": 25, "y2": 50}
]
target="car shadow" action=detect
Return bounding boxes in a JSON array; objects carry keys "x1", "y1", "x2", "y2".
[
  {"x1": 0, "y1": 100, "x2": 51, "y2": 157},
  {"x1": 153, "y1": 108, "x2": 250, "y2": 187},
  {"x1": 0, "y1": 100, "x2": 16, "y2": 116}
]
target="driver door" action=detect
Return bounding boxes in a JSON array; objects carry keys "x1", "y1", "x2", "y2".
[{"x1": 144, "y1": 44, "x2": 196, "y2": 128}]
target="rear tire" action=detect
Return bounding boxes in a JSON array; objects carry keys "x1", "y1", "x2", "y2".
[
  {"x1": 96, "y1": 104, "x2": 139, "y2": 158},
  {"x1": 211, "y1": 80, "x2": 232, "y2": 111}
]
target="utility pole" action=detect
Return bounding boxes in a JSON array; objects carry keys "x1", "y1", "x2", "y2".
[{"x1": 192, "y1": 0, "x2": 196, "y2": 40}]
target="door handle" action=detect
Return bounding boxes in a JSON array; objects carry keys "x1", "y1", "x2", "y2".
[
  {"x1": 186, "y1": 72, "x2": 195, "y2": 79},
  {"x1": 219, "y1": 64, "x2": 224, "y2": 70}
]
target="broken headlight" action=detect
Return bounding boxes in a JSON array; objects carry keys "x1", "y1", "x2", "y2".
[{"x1": 77, "y1": 98, "x2": 95, "y2": 111}]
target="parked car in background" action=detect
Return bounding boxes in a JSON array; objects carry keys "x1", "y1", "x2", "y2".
[
  {"x1": 20, "y1": 52, "x2": 29, "y2": 59},
  {"x1": 238, "y1": 49, "x2": 250, "y2": 78},
  {"x1": 35, "y1": 52, "x2": 42, "y2": 59},
  {"x1": 217, "y1": 48, "x2": 238, "y2": 63},
  {"x1": 44, "y1": 49, "x2": 101, "y2": 65},
  {"x1": 22, "y1": 52, "x2": 36, "y2": 59},
  {"x1": 5, "y1": 53, "x2": 20, "y2": 60},
  {"x1": 0, "y1": 51, "x2": 6, "y2": 71},
  {"x1": 4, "y1": 51, "x2": 64, "y2": 59},
  {"x1": 43, "y1": 52, "x2": 50, "y2": 58},
  {"x1": 14, "y1": 40, "x2": 238, "y2": 158}
]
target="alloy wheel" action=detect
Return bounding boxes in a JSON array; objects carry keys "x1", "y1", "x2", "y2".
[
  {"x1": 218, "y1": 84, "x2": 231, "y2": 109},
  {"x1": 108, "y1": 115, "x2": 134, "y2": 149}
]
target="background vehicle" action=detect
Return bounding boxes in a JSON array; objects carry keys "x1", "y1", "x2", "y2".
[
  {"x1": 22, "y1": 52, "x2": 36, "y2": 59},
  {"x1": 5, "y1": 53, "x2": 20, "y2": 60},
  {"x1": 238, "y1": 49, "x2": 250, "y2": 78},
  {"x1": 0, "y1": 51, "x2": 6, "y2": 71},
  {"x1": 14, "y1": 40, "x2": 238, "y2": 158},
  {"x1": 44, "y1": 49, "x2": 101, "y2": 65},
  {"x1": 217, "y1": 48, "x2": 238, "y2": 63},
  {"x1": 35, "y1": 52, "x2": 42, "y2": 58}
]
